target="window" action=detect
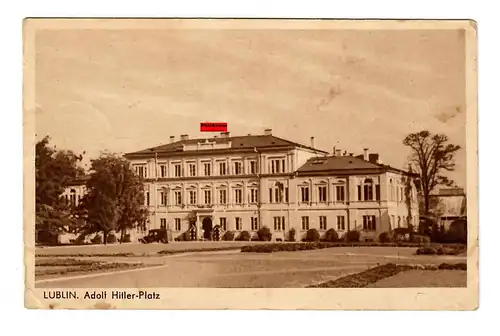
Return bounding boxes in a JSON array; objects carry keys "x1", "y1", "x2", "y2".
[
  {"x1": 251, "y1": 217, "x2": 259, "y2": 231},
  {"x1": 375, "y1": 185, "x2": 381, "y2": 201},
  {"x1": 160, "y1": 218, "x2": 167, "y2": 230},
  {"x1": 275, "y1": 188, "x2": 283, "y2": 203},
  {"x1": 204, "y1": 162, "x2": 211, "y2": 176},
  {"x1": 285, "y1": 187, "x2": 289, "y2": 203},
  {"x1": 174, "y1": 164, "x2": 182, "y2": 177},
  {"x1": 337, "y1": 216, "x2": 346, "y2": 231},
  {"x1": 160, "y1": 191, "x2": 167, "y2": 206},
  {"x1": 250, "y1": 189, "x2": 258, "y2": 203},
  {"x1": 363, "y1": 179, "x2": 374, "y2": 201},
  {"x1": 204, "y1": 190, "x2": 211, "y2": 205},
  {"x1": 189, "y1": 163, "x2": 196, "y2": 177},
  {"x1": 220, "y1": 217, "x2": 227, "y2": 231},
  {"x1": 219, "y1": 162, "x2": 227, "y2": 175},
  {"x1": 160, "y1": 165, "x2": 167, "y2": 178},
  {"x1": 135, "y1": 165, "x2": 147, "y2": 178},
  {"x1": 300, "y1": 186, "x2": 310, "y2": 203},
  {"x1": 274, "y1": 216, "x2": 285, "y2": 231},
  {"x1": 189, "y1": 190, "x2": 196, "y2": 205},
  {"x1": 69, "y1": 190, "x2": 76, "y2": 207},
  {"x1": 269, "y1": 188, "x2": 273, "y2": 203},
  {"x1": 318, "y1": 186, "x2": 327, "y2": 202},
  {"x1": 250, "y1": 161, "x2": 257, "y2": 174},
  {"x1": 235, "y1": 217, "x2": 242, "y2": 231},
  {"x1": 219, "y1": 189, "x2": 227, "y2": 204},
  {"x1": 174, "y1": 191, "x2": 182, "y2": 206},
  {"x1": 174, "y1": 218, "x2": 181, "y2": 231},
  {"x1": 234, "y1": 189, "x2": 242, "y2": 204},
  {"x1": 397, "y1": 216, "x2": 401, "y2": 228},
  {"x1": 146, "y1": 192, "x2": 150, "y2": 206},
  {"x1": 234, "y1": 162, "x2": 242, "y2": 175},
  {"x1": 336, "y1": 185, "x2": 345, "y2": 202},
  {"x1": 319, "y1": 216, "x2": 327, "y2": 230},
  {"x1": 389, "y1": 179, "x2": 394, "y2": 201},
  {"x1": 301, "y1": 216, "x2": 310, "y2": 230},
  {"x1": 357, "y1": 185, "x2": 362, "y2": 201},
  {"x1": 363, "y1": 215, "x2": 376, "y2": 231},
  {"x1": 271, "y1": 159, "x2": 286, "y2": 173}
]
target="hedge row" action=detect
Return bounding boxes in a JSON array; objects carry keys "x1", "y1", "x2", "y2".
[
  {"x1": 240, "y1": 242, "x2": 466, "y2": 253},
  {"x1": 35, "y1": 262, "x2": 144, "y2": 277},
  {"x1": 416, "y1": 245, "x2": 467, "y2": 256},
  {"x1": 157, "y1": 246, "x2": 242, "y2": 255},
  {"x1": 307, "y1": 262, "x2": 467, "y2": 288}
]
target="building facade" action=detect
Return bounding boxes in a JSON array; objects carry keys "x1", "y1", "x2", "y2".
[{"x1": 117, "y1": 129, "x2": 420, "y2": 241}]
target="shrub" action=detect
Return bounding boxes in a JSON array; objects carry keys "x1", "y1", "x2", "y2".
[
  {"x1": 345, "y1": 230, "x2": 360, "y2": 242},
  {"x1": 323, "y1": 228, "x2": 339, "y2": 242},
  {"x1": 257, "y1": 226, "x2": 272, "y2": 241},
  {"x1": 122, "y1": 234, "x2": 131, "y2": 243},
  {"x1": 411, "y1": 234, "x2": 431, "y2": 244},
  {"x1": 446, "y1": 219, "x2": 467, "y2": 244},
  {"x1": 378, "y1": 232, "x2": 392, "y2": 243},
  {"x1": 305, "y1": 228, "x2": 321, "y2": 242},
  {"x1": 236, "y1": 231, "x2": 251, "y2": 241},
  {"x1": 91, "y1": 234, "x2": 103, "y2": 245},
  {"x1": 222, "y1": 231, "x2": 235, "y2": 241},
  {"x1": 106, "y1": 233, "x2": 117, "y2": 244},
  {"x1": 288, "y1": 228, "x2": 296, "y2": 242},
  {"x1": 74, "y1": 233, "x2": 87, "y2": 245}
]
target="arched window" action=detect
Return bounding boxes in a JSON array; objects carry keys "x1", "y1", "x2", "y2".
[
  {"x1": 389, "y1": 179, "x2": 394, "y2": 201},
  {"x1": 363, "y1": 178, "x2": 373, "y2": 201}
]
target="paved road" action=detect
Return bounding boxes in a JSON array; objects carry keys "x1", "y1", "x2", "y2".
[
  {"x1": 36, "y1": 248, "x2": 466, "y2": 288},
  {"x1": 35, "y1": 241, "x2": 262, "y2": 256}
]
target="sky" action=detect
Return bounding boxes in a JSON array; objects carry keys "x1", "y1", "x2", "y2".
[{"x1": 34, "y1": 25, "x2": 466, "y2": 187}]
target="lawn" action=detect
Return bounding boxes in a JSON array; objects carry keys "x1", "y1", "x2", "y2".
[{"x1": 366, "y1": 270, "x2": 467, "y2": 288}]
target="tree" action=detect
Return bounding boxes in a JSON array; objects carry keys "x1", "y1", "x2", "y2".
[
  {"x1": 78, "y1": 153, "x2": 148, "y2": 244},
  {"x1": 35, "y1": 136, "x2": 83, "y2": 241},
  {"x1": 403, "y1": 131, "x2": 461, "y2": 214}
]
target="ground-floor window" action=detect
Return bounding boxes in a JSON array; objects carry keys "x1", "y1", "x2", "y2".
[
  {"x1": 235, "y1": 217, "x2": 242, "y2": 231},
  {"x1": 251, "y1": 217, "x2": 259, "y2": 231},
  {"x1": 160, "y1": 218, "x2": 167, "y2": 230},
  {"x1": 220, "y1": 217, "x2": 227, "y2": 231},
  {"x1": 274, "y1": 216, "x2": 285, "y2": 231},
  {"x1": 301, "y1": 216, "x2": 309, "y2": 230},
  {"x1": 174, "y1": 218, "x2": 181, "y2": 231},
  {"x1": 337, "y1": 216, "x2": 345, "y2": 231},
  {"x1": 319, "y1": 216, "x2": 327, "y2": 230},
  {"x1": 363, "y1": 215, "x2": 376, "y2": 231}
]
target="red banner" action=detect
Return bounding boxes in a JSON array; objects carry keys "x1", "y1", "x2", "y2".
[{"x1": 200, "y1": 122, "x2": 228, "y2": 132}]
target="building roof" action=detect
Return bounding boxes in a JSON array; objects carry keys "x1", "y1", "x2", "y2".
[
  {"x1": 124, "y1": 134, "x2": 328, "y2": 158},
  {"x1": 296, "y1": 155, "x2": 417, "y2": 176}
]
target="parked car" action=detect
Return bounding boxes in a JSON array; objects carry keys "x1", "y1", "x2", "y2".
[{"x1": 139, "y1": 229, "x2": 171, "y2": 244}]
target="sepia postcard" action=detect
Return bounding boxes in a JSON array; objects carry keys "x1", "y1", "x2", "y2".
[{"x1": 23, "y1": 18, "x2": 478, "y2": 310}]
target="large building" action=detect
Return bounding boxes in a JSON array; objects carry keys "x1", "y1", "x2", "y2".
[
  {"x1": 116, "y1": 129, "x2": 419, "y2": 241},
  {"x1": 429, "y1": 188, "x2": 467, "y2": 230}
]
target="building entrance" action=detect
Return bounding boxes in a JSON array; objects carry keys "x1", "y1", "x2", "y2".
[{"x1": 202, "y1": 217, "x2": 213, "y2": 240}]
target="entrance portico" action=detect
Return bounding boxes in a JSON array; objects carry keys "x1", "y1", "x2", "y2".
[{"x1": 192, "y1": 208, "x2": 214, "y2": 240}]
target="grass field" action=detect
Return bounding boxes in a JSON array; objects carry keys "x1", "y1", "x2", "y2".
[{"x1": 35, "y1": 246, "x2": 467, "y2": 288}]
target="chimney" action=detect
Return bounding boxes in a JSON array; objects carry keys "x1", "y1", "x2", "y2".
[
  {"x1": 363, "y1": 148, "x2": 369, "y2": 161},
  {"x1": 169, "y1": 136, "x2": 175, "y2": 143},
  {"x1": 310, "y1": 136, "x2": 315, "y2": 149},
  {"x1": 335, "y1": 149, "x2": 342, "y2": 157},
  {"x1": 368, "y1": 153, "x2": 379, "y2": 164},
  {"x1": 220, "y1": 131, "x2": 230, "y2": 138},
  {"x1": 264, "y1": 128, "x2": 272, "y2": 136},
  {"x1": 180, "y1": 134, "x2": 189, "y2": 141}
]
